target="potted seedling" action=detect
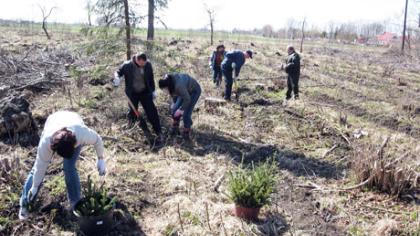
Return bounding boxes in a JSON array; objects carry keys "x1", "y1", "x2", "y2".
[
  {"x1": 73, "y1": 176, "x2": 117, "y2": 236},
  {"x1": 227, "y1": 161, "x2": 277, "y2": 221}
]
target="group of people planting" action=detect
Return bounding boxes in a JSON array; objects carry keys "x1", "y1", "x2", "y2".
[{"x1": 18, "y1": 45, "x2": 301, "y2": 221}]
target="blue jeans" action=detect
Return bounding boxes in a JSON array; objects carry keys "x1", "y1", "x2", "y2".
[
  {"x1": 171, "y1": 87, "x2": 201, "y2": 129},
  {"x1": 222, "y1": 66, "x2": 233, "y2": 100},
  {"x1": 20, "y1": 146, "x2": 82, "y2": 209}
]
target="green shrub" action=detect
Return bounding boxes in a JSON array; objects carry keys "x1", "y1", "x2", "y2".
[
  {"x1": 74, "y1": 176, "x2": 117, "y2": 217},
  {"x1": 227, "y1": 161, "x2": 277, "y2": 208}
]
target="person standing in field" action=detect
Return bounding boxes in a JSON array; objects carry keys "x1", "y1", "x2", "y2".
[
  {"x1": 113, "y1": 53, "x2": 163, "y2": 144},
  {"x1": 19, "y1": 111, "x2": 106, "y2": 220},
  {"x1": 209, "y1": 44, "x2": 226, "y2": 87},
  {"x1": 158, "y1": 73, "x2": 202, "y2": 140},
  {"x1": 283, "y1": 45, "x2": 301, "y2": 101},
  {"x1": 221, "y1": 50, "x2": 253, "y2": 101}
]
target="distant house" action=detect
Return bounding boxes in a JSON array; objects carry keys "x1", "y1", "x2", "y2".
[{"x1": 377, "y1": 32, "x2": 398, "y2": 45}]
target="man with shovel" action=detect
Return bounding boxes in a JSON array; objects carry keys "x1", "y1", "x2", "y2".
[
  {"x1": 221, "y1": 50, "x2": 253, "y2": 101},
  {"x1": 282, "y1": 45, "x2": 301, "y2": 101},
  {"x1": 113, "y1": 53, "x2": 163, "y2": 145},
  {"x1": 19, "y1": 111, "x2": 106, "y2": 220}
]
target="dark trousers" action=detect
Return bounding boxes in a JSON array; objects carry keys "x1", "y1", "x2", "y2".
[
  {"x1": 213, "y1": 66, "x2": 222, "y2": 86},
  {"x1": 286, "y1": 75, "x2": 299, "y2": 99},
  {"x1": 222, "y1": 66, "x2": 233, "y2": 100},
  {"x1": 127, "y1": 91, "x2": 161, "y2": 134}
]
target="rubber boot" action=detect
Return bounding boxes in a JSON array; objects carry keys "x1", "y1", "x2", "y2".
[
  {"x1": 170, "y1": 118, "x2": 181, "y2": 136},
  {"x1": 182, "y1": 128, "x2": 191, "y2": 141}
]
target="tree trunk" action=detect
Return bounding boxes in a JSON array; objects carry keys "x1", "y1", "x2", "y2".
[
  {"x1": 147, "y1": 0, "x2": 155, "y2": 41},
  {"x1": 300, "y1": 18, "x2": 305, "y2": 52},
  {"x1": 123, "y1": 0, "x2": 131, "y2": 60},
  {"x1": 210, "y1": 20, "x2": 214, "y2": 46},
  {"x1": 42, "y1": 20, "x2": 50, "y2": 40}
]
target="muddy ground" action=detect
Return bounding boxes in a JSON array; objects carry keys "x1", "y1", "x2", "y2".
[{"x1": 0, "y1": 26, "x2": 419, "y2": 236}]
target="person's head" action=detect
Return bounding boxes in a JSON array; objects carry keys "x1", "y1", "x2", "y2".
[
  {"x1": 51, "y1": 128, "x2": 77, "y2": 159},
  {"x1": 159, "y1": 74, "x2": 175, "y2": 95},
  {"x1": 287, "y1": 45, "x2": 295, "y2": 55},
  {"x1": 135, "y1": 53, "x2": 147, "y2": 67},
  {"x1": 216, "y1": 44, "x2": 225, "y2": 53},
  {"x1": 244, "y1": 50, "x2": 253, "y2": 59}
]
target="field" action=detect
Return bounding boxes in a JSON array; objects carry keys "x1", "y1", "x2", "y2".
[{"x1": 0, "y1": 24, "x2": 419, "y2": 235}]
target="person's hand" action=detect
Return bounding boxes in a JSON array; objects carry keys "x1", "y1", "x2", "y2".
[
  {"x1": 170, "y1": 103, "x2": 175, "y2": 110},
  {"x1": 113, "y1": 72, "x2": 121, "y2": 87},
  {"x1": 28, "y1": 186, "x2": 38, "y2": 203},
  {"x1": 152, "y1": 91, "x2": 157, "y2": 100},
  {"x1": 97, "y1": 159, "x2": 106, "y2": 176},
  {"x1": 232, "y1": 63, "x2": 236, "y2": 70},
  {"x1": 174, "y1": 109, "x2": 184, "y2": 118}
]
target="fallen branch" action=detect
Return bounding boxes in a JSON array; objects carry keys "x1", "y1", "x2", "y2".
[
  {"x1": 213, "y1": 173, "x2": 225, "y2": 193},
  {"x1": 177, "y1": 203, "x2": 184, "y2": 232},
  {"x1": 321, "y1": 144, "x2": 338, "y2": 159}
]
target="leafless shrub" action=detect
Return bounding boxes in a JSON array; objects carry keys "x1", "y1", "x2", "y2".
[
  {"x1": 351, "y1": 138, "x2": 419, "y2": 197},
  {"x1": 382, "y1": 64, "x2": 395, "y2": 78}
]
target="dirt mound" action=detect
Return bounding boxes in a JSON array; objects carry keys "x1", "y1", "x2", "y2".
[{"x1": 0, "y1": 93, "x2": 39, "y2": 146}]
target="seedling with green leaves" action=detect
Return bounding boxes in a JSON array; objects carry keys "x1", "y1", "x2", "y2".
[
  {"x1": 74, "y1": 175, "x2": 117, "y2": 217},
  {"x1": 227, "y1": 160, "x2": 277, "y2": 208}
]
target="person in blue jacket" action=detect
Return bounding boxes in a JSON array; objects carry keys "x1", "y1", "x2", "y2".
[
  {"x1": 209, "y1": 45, "x2": 226, "y2": 87},
  {"x1": 221, "y1": 50, "x2": 253, "y2": 100}
]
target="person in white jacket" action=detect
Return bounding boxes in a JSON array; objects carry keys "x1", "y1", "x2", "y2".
[{"x1": 18, "y1": 111, "x2": 106, "y2": 220}]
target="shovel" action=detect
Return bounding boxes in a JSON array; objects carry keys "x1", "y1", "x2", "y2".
[{"x1": 126, "y1": 95, "x2": 152, "y2": 138}]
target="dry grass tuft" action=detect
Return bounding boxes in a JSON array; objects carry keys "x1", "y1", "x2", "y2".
[
  {"x1": 371, "y1": 219, "x2": 399, "y2": 236},
  {"x1": 351, "y1": 138, "x2": 419, "y2": 196}
]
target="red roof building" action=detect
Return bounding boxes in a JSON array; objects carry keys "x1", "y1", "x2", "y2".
[{"x1": 377, "y1": 32, "x2": 398, "y2": 45}]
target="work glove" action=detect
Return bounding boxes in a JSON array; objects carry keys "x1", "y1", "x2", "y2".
[
  {"x1": 113, "y1": 72, "x2": 121, "y2": 87},
  {"x1": 170, "y1": 103, "x2": 176, "y2": 111},
  {"x1": 28, "y1": 186, "x2": 38, "y2": 203},
  {"x1": 174, "y1": 109, "x2": 184, "y2": 119},
  {"x1": 152, "y1": 91, "x2": 157, "y2": 100},
  {"x1": 232, "y1": 63, "x2": 236, "y2": 70},
  {"x1": 208, "y1": 62, "x2": 213, "y2": 69},
  {"x1": 97, "y1": 159, "x2": 106, "y2": 176}
]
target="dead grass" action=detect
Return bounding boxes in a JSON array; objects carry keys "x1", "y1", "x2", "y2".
[{"x1": 351, "y1": 137, "x2": 419, "y2": 196}]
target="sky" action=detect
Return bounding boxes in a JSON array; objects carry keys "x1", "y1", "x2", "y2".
[{"x1": 0, "y1": 0, "x2": 416, "y2": 31}]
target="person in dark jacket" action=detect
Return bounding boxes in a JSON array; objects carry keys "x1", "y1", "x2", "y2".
[
  {"x1": 113, "y1": 53, "x2": 162, "y2": 141},
  {"x1": 221, "y1": 50, "x2": 252, "y2": 100},
  {"x1": 158, "y1": 73, "x2": 201, "y2": 140},
  {"x1": 283, "y1": 45, "x2": 301, "y2": 100},
  {"x1": 209, "y1": 45, "x2": 226, "y2": 87}
]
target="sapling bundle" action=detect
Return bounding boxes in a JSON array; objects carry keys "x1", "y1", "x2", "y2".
[{"x1": 75, "y1": 175, "x2": 117, "y2": 217}]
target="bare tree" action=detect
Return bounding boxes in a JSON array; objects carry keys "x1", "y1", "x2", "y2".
[
  {"x1": 204, "y1": 5, "x2": 215, "y2": 45},
  {"x1": 122, "y1": 0, "x2": 131, "y2": 60},
  {"x1": 147, "y1": 0, "x2": 169, "y2": 41},
  {"x1": 402, "y1": 0, "x2": 409, "y2": 53},
  {"x1": 38, "y1": 5, "x2": 56, "y2": 40},
  {"x1": 85, "y1": 0, "x2": 94, "y2": 26},
  {"x1": 300, "y1": 18, "x2": 306, "y2": 52},
  {"x1": 262, "y1": 24, "x2": 274, "y2": 38}
]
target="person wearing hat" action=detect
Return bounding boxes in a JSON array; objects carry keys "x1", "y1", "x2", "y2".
[
  {"x1": 282, "y1": 45, "x2": 301, "y2": 101},
  {"x1": 113, "y1": 53, "x2": 163, "y2": 144},
  {"x1": 19, "y1": 111, "x2": 106, "y2": 220},
  {"x1": 209, "y1": 44, "x2": 226, "y2": 87},
  {"x1": 158, "y1": 73, "x2": 202, "y2": 140},
  {"x1": 221, "y1": 50, "x2": 253, "y2": 101}
]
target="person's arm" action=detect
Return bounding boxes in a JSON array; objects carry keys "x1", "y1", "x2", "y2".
[
  {"x1": 78, "y1": 127, "x2": 104, "y2": 159},
  {"x1": 148, "y1": 63, "x2": 156, "y2": 92},
  {"x1": 113, "y1": 63, "x2": 126, "y2": 86},
  {"x1": 32, "y1": 138, "x2": 53, "y2": 190},
  {"x1": 210, "y1": 52, "x2": 215, "y2": 67}
]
